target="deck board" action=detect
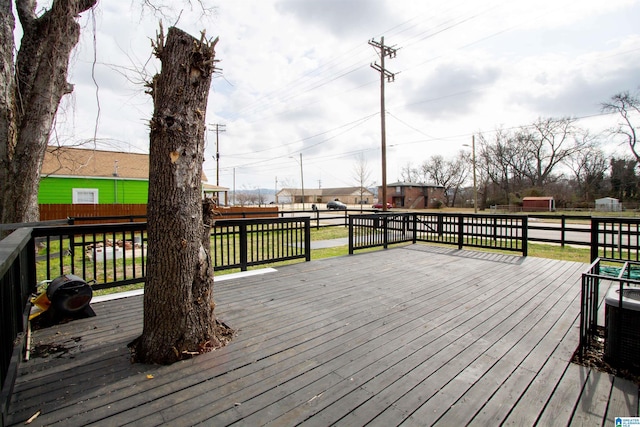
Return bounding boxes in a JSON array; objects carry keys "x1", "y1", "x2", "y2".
[{"x1": 6, "y1": 244, "x2": 639, "y2": 426}]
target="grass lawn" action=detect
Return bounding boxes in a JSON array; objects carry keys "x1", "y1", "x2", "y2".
[
  {"x1": 309, "y1": 225, "x2": 349, "y2": 240},
  {"x1": 528, "y1": 242, "x2": 591, "y2": 263}
]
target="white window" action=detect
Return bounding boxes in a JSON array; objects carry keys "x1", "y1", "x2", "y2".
[{"x1": 72, "y1": 189, "x2": 99, "y2": 204}]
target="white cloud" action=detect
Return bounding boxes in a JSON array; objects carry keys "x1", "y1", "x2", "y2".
[{"x1": 47, "y1": 0, "x2": 640, "y2": 192}]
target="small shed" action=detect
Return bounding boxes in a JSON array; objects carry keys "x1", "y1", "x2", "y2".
[
  {"x1": 522, "y1": 196, "x2": 555, "y2": 212},
  {"x1": 595, "y1": 197, "x2": 622, "y2": 212}
]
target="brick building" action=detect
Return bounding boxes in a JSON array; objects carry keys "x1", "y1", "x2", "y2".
[{"x1": 378, "y1": 182, "x2": 445, "y2": 209}]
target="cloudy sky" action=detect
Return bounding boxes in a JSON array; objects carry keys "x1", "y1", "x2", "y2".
[{"x1": 55, "y1": 0, "x2": 640, "y2": 193}]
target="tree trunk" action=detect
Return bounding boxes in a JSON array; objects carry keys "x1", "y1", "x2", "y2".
[
  {"x1": 0, "y1": 0, "x2": 17, "y2": 227},
  {"x1": 129, "y1": 26, "x2": 232, "y2": 365},
  {"x1": 0, "y1": 0, "x2": 96, "y2": 227}
]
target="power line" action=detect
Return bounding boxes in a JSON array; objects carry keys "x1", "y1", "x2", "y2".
[
  {"x1": 223, "y1": 4, "x2": 509, "y2": 129},
  {"x1": 218, "y1": 112, "x2": 379, "y2": 172},
  {"x1": 221, "y1": 112, "x2": 379, "y2": 160}
]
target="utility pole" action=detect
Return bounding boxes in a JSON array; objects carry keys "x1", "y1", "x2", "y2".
[
  {"x1": 472, "y1": 135, "x2": 478, "y2": 213},
  {"x1": 369, "y1": 37, "x2": 396, "y2": 212},
  {"x1": 209, "y1": 123, "x2": 226, "y2": 186}
]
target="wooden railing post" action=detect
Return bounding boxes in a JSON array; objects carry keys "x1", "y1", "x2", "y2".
[
  {"x1": 304, "y1": 218, "x2": 311, "y2": 262},
  {"x1": 522, "y1": 216, "x2": 528, "y2": 256},
  {"x1": 383, "y1": 216, "x2": 389, "y2": 249},
  {"x1": 348, "y1": 216, "x2": 354, "y2": 255},
  {"x1": 590, "y1": 218, "x2": 599, "y2": 262},
  {"x1": 457, "y1": 215, "x2": 464, "y2": 250},
  {"x1": 412, "y1": 213, "x2": 417, "y2": 244},
  {"x1": 239, "y1": 223, "x2": 248, "y2": 271}
]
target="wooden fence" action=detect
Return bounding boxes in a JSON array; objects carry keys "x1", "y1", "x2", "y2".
[
  {"x1": 39, "y1": 204, "x2": 280, "y2": 223},
  {"x1": 39, "y1": 204, "x2": 147, "y2": 222}
]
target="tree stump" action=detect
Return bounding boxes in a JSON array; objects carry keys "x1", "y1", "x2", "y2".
[{"x1": 129, "y1": 26, "x2": 233, "y2": 365}]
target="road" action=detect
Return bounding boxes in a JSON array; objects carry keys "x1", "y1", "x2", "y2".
[{"x1": 527, "y1": 220, "x2": 591, "y2": 246}]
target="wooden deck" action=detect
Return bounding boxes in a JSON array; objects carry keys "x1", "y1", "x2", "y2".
[{"x1": 6, "y1": 245, "x2": 640, "y2": 426}]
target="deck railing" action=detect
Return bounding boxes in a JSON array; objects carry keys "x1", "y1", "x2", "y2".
[
  {"x1": 348, "y1": 213, "x2": 414, "y2": 251},
  {"x1": 528, "y1": 214, "x2": 591, "y2": 247},
  {"x1": 3, "y1": 211, "x2": 640, "y2": 420},
  {"x1": 349, "y1": 212, "x2": 528, "y2": 255},
  {"x1": 32, "y1": 217, "x2": 311, "y2": 290},
  {"x1": 590, "y1": 217, "x2": 640, "y2": 262},
  {"x1": 579, "y1": 257, "x2": 640, "y2": 366},
  {"x1": 32, "y1": 222, "x2": 148, "y2": 291},
  {"x1": 211, "y1": 217, "x2": 311, "y2": 271},
  {"x1": 0, "y1": 229, "x2": 35, "y2": 425}
]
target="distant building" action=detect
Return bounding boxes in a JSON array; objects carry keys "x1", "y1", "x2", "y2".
[
  {"x1": 202, "y1": 183, "x2": 230, "y2": 206},
  {"x1": 522, "y1": 196, "x2": 555, "y2": 212},
  {"x1": 595, "y1": 197, "x2": 622, "y2": 212},
  {"x1": 275, "y1": 187, "x2": 374, "y2": 205},
  {"x1": 377, "y1": 182, "x2": 445, "y2": 209}
]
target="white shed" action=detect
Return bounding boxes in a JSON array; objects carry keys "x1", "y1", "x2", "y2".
[{"x1": 595, "y1": 197, "x2": 622, "y2": 212}]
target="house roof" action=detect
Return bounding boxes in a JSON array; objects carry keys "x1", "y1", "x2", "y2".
[
  {"x1": 322, "y1": 187, "x2": 374, "y2": 196},
  {"x1": 522, "y1": 197, "x2": 554, "y2": 201},
  {"x1": 385, "y1": 181, "x2": 444, "y2": 188},
  {"x1": 41, "y1": 146, "x2": 208, "y2": 181},
  {"x1": 202, "y1": 183, "x2": 229, "y2": 192},
  {"x1": 276, "y1": 187, "x2": 374, "y2": 197},
  {"x1": 281, "y1": 188, "x2": 324, "y2": 197}
]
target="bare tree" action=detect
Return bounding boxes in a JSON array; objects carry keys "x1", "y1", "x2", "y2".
[
  {"x1": 516, "y1": 117, "x2": 584, "y2": 188},
  {"x1": 235, "y1": 188, "x2": 263, "y2": 206},
  {"x1": 0, "y1": 1, "x2": 217, "y2": 231},
  {"x1": 235, "y1": 191, "x2": 253, "y2": 206},
  {"x1": 257, "y1": 191, "x2": 267, "y2": 206},
  {"x1": 419, "y1": 153, "x2": 468, "y2": 207},
  {"x1": 353, "y1": 153, "x2": 373, "y2": 211},
  {"x1": 128, "y1": 26, "x2": 232, "y2": 365},
  {"x1": 602, "y1": 90, "x2": 640, "y2": 163},
  {"x1": 477, "y1": 118, "x2": 589, "y2": 205},
  {"x1": 477, "y1": 130, "x2": 516, "y2": 204},
  {"x1": 566, "y1": 141, "x2": 608, "y2": 203},
  {"x1": 399, "y1": 162, "x2": 419, "y2": 183},
  {"x1": 0, "y1": 0, "x2": 97, "y2": 229}
]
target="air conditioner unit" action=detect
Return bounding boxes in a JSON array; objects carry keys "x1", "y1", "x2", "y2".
[{"x1": 604, "y1": 285, "x2": 640, "y2": 374}]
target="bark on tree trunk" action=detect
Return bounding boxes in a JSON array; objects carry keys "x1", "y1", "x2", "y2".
[
  {"x1": 0, "y1": 0, "x2": 17, "y2": 227},
  {"x1": 129, "y1": 26, "x2": 232, "y2": 365}
]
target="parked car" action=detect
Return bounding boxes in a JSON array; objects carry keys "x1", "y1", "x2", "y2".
[
  {"x1": 326, "y1": 200, "x2": 347, "y2": 210},
  {"x1": 372, "y1": 202, "x2": 392, "y2": 209}
]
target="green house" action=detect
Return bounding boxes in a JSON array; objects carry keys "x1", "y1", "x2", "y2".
[{"x1": 39, "y1": 146, "x2": 151, "y2": 204}]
